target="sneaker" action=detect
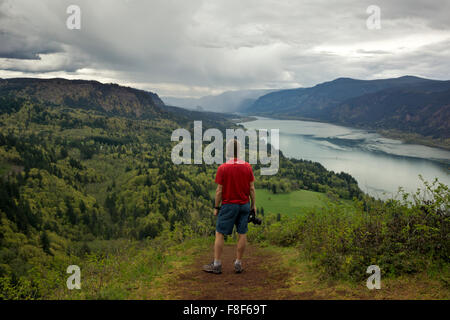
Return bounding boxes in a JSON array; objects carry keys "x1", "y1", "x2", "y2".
[
  {"x1": 234, "y1": 261, "x2": 243, "y2": 273},
  {"x1": 202, "y1": 262, "x2": 222, "y2": 274}
]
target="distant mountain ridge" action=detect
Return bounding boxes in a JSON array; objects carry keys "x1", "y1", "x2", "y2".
[
  {"x1": 163, "y1": 89, "x2": 274, "y2": 113},
  {"x1": 247, "y1": 76, "x2": 450, "y2": 140},
  {"x1": 0, "y1": 77, "x2": 238, "y2": 133},
  {"x1": 0, "y1": 78, "x2": 166, "y2": 119},
  {"x1": 325, "y1": 80, "x2": 450, "y2": 138}
]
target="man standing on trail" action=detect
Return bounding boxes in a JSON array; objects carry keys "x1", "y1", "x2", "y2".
[{"x1": 203, "y1": 139, "x2": 256, "y2": 274}]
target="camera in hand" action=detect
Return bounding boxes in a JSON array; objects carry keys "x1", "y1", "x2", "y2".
[{"x1": 248, "y1": 208, "x2": 262, "y2": 225}]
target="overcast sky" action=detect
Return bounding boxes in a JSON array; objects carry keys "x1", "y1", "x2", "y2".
[{"x1": 0, "y1": 0, "x2": 449, "y2": 97}]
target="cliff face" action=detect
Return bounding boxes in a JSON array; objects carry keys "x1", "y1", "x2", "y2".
[{"x1": 0, "y1": 78, "x2": 166, "y2": 119}]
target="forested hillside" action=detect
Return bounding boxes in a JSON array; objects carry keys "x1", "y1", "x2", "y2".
[
  {"x1": 247, "y1": 76, "x2": 431, "y2": 117},
  {"x1": 325, "y1": 83, "x2": 450, "y2": 139},
  {"x1": 0, "y1": 78, "x2": 363, "y2": 298},
  {"x1": 0, "y1": 78, "x2": 165, "y2": 119}
]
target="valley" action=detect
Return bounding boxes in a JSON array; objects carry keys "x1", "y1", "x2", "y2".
[{"x1": 0, "y1": 78, "x2": 448, "y2": 300}]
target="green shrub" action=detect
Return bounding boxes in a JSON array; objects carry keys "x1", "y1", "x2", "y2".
[{"x1": 250, "y1": 178, "x2": 449, "y2": 281}]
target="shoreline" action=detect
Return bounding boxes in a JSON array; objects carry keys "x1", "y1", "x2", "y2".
[
  {"x1": 376, "y1": 129, "x2": 450, "y2": 152},
  {"x1": 240, "y1": 114, "x2": 450, "y2": 153}
]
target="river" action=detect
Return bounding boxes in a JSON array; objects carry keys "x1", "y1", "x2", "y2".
[{"x1": 241, "y1": 117, "x2": 450, "y2": 199}]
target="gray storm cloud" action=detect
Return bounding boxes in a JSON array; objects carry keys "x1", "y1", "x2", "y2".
[{"x1": 0, "y1": 0, "x2": 449, "y2": 97}]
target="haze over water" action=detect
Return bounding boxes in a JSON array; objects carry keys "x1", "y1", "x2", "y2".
[{"x1": 242, "y1": 118, "x2": 450, "y2": 199}]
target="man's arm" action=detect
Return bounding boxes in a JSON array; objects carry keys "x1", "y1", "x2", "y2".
[
  {"x1": 214, "y1": 184, "x2": 223, "y2": 216},
  {"x1": 249, "y1": 181, "x2": 256, "y2": 211}
]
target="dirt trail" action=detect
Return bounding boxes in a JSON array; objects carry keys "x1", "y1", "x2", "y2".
[
  {"x1": 141, "y1": 242, "x2": 448, "y2": 300},
  {"x1": 167, "y1": 243, "x2": 322, "y2": 300}
]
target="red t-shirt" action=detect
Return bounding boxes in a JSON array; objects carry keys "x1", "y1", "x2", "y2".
[{"x1": 215, "y1": 158, "x2": 255, "y2": 204}]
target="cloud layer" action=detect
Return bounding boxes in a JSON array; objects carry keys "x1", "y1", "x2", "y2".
[{"x1": 0, "y1": 0, "x2": 449, "y2": 97}]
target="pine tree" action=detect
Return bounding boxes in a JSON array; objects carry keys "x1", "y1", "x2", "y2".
[
  {"x1": 40, "y1": 231, "x2": 52, "y2": 255},
  {"x1": 66, "y1": 199, "x2": 76, "y2": 224},
  {"x1": 79, "y1": 200, "x2": 86, "y2": 213}
]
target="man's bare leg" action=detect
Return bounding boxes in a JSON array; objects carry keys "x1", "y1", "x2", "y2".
[
  {"x1": 236, "y1": 233, "x2": 246, "y2": 260},
  {"x1": 234, "y1": 233, "x2": 246, "y2": 273},
  {"x1": 202, "y1": 232, "x2": 224, "y2": 273},
  {"x1": 214, "y1": 231, "x2": 224, "y2": 261}
]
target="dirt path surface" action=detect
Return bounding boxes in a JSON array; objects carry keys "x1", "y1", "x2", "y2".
[
  {"x1": 167, "y1": 243, "x2": 319, "y2": 300},
  {"x1": 138, "y1": 242, "x2": 449, "y2": 300},
  {"x1": 137, "y1": 244, "x2": 449, "y2": 300}
]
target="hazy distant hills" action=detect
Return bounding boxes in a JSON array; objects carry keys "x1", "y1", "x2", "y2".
[
  {"x1": 163, "y1": 89, "x2": 274, "y2": 113},
  {"x1": 247, "y1": 76, "x2": 450, "y2": 139}
]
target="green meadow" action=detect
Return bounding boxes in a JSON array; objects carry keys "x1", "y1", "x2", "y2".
[{"x1": 209, "y1": 188, "x2": 330, "y2": 216}]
